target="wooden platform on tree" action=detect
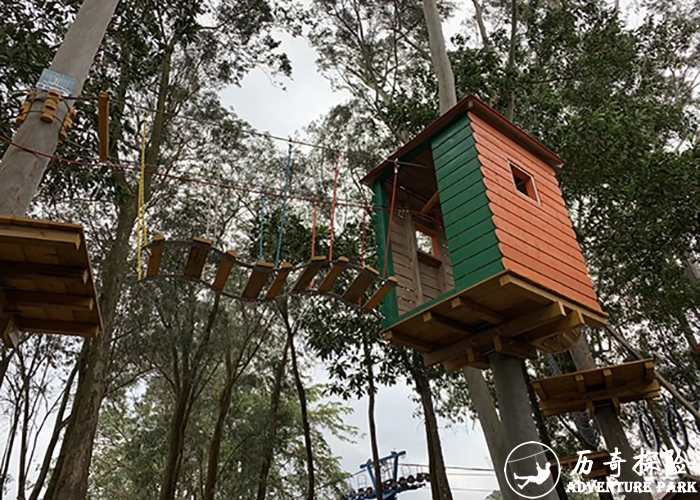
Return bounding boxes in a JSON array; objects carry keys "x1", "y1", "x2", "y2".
[
  {"x1": 550, "y1": 451, "x2": 612, "y2": 480},
  {"x1": 141, "y1": 236, "x2": 397, "y2": 312},
  {"x1": 0, "y1": 216, "x2": 102, "y2": 347},
  {"x1": 383, "y1": 270, "x2": 607, "y2": 372},
  {"x1": 531, "y1": 359, "x2": 660, "y2": 417}
]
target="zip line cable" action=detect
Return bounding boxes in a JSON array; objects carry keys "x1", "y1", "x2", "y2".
[{"x1": 0, "y1": 134, "x2": 445, "y2": 229}]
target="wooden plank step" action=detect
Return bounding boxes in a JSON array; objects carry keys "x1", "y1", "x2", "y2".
[
  {"x1": 5, "y1": 290, "x2": 94, "y2": 311},
  {"x1": 266, "y1": 263, "x2": 294, "y2": 299},
  {"x1": 212, "y1": 250, "x2": 238, "y2": 291},
  {"x1": 242, "y1": 262, "x2": 275, "y2": 299},
  {"x1": 363, "y1": 277, "x2": 398, "y2": 310},
  {"x1": 343, "y1": 266, "x2": 380, "y2": 303},
  {"x1": 0, "y1": 261, "x2": 89, "y2": 284},
  {"x1": 146, "y1": 235, "x2": 167, "y2": 278},
  {"x1": 317, "y1": 257, "x2": 349, "y2": 292},
  {"x1": 15, "y1": 317, "x2": 100, "y2": 338},
  {"x1": 183, "y1": 237, "x2": 213, "y2": 279},
  {"x1": 292, "y1": 256, "x2": 327, "y2": 291}
]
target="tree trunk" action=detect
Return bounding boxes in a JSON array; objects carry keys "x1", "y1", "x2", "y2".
[
  {"x1": 490, "y1": 353, "x2": 558, "y2": 500},
  {"x1": 256, "y1": 334, "x2": 291, "y2": 500},
  {"x1": 203, "y1": 350, "x2": 237, "y2": 500},
  {"x1": 0, "y1": 349, "x2": 14, "y2": 393},
  {"x1": 471, "y1": 0, "x2": 492, "y2": 51},
  {"x1": 362, "y1": 331, "x2": 382, "y2": 500},
  {"x1": 421, "y1": 0, "x2": 457, "y2": 113},
  {"x1": 0, "y1": 0, "x2": 120, "y2": 216},
  {"x1": 18, "y1": 352, "x2": 30, "y2": 500},
  {"x1": 506, "y1": 0, "x2": 518, "y2": 121},
  {"x1": 159, "y1": 379, "x2": 192, "y2": 500},
  {"x1": 0, "y1": 401, "x2": 20, "y2": 500},
  {"x1": 415, "y1": 371, "x2": 453, "y2": 500},
  {"x1": 286, "y1": 318, "x2": 315, "y2": 500},
  {"x1": 569, "y1": 338, "x2": 651, "y2": 500},
  {"x1": 28, "y1": 362, "x2": 77, "y2": 500},
  {"x1": 48, "y1": 44, "x2": 174, "y2": 500}
]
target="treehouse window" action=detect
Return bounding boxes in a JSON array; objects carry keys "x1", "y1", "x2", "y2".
[
  {"x1": 510, "y1": 163, "x2": 539, "y2": 202},
  {"x1": 415, "y1": 226, "x2": 440, "y2": 258}
]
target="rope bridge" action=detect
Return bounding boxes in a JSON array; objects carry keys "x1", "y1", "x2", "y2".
[{"x1": 139, "y1": 236, "x2": 398, "y2": 312}]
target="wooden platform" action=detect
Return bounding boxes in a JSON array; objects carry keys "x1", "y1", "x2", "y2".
[
  {"x1": 0, "y1": 216, "x2": 103, "y2": 347},
  {"x1": 141, "y1": 236, "x2": 397, "y2": 311},
  {"x1": 531, "y1": 359, "x2": 660, "y2": 417},
  {"x1": 550, "y1": 451, "x2": 612, "y2": 480},
  {"x1": 383, "y1": 270, "x2": 607, "y2": 372}
]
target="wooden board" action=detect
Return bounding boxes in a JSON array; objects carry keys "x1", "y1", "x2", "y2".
[
  {"x1": 381, "y1": 269, "x2": 608, "y2": 371},
  {"x1": 242, "y1": 262, "x2": 275, "y2": 299},
  {"x1": 265, "y1": 263, "x2": 294, "y2": 299},
  {"x1": 183, "y1": 237, "x2": 212, "y2": 279},
  {"x1": 317, "y1": 257, "x2": 349, "y2": 292},
  {"x1": 292, "y1": 256, "x2": 327, "y2": 291},
  {"x1": 344, "y1": 266, "x2": 380, "y2": 303},
  {"x1": 146, "y1": 235, "x2": 167, "y2": 277},
  {"x1": 531, "y1": 359, "x2": 660, "y2": 416},
  {"x1": 212, "y1": 251, "x2": 238, "y2": 291},
  {"x1": 364, "y1": 277, "x2": 399, "y2": 310},
  {"x1": 0, "y1": 216, "x2": 102, "y2": 341}
]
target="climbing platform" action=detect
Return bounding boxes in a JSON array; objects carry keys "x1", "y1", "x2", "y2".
[
  {"x1": 550, "y1": 451, "x2": 612, "y2": 480},
  {"x1": 531, "y1": 359, "x2": 660, "y2": 417},
  {"x1": 0, "y1": 216, "x2": 103, "y2": 347},
  {"x1": 384, "y1": 270, "x2": 608, "y2": 373},
  {"x1": 140, "y1": 236, "x2": 397, "y2": 311}
]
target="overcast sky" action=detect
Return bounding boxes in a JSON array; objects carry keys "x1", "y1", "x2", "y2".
[{"x1": 219, "y1": 8, "x2": 501, "y2": 498}]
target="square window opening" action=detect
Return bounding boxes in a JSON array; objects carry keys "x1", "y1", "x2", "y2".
[
  {"x1": 510, "y1": 163, "x2": 539, "y2": 202},
  {"x1": 415, "y1": 226, "x2": 440, "y2": 259}
]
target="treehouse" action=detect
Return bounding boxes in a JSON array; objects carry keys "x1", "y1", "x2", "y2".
[{"x1": 361, "y1": 95, "x2": 608, "y2": 372}]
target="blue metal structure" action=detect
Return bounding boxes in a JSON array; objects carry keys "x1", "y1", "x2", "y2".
[{"x1": 342, "y1": 451, "x2": 429, "y2": 500}]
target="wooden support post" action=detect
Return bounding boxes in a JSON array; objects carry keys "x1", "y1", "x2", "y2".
[
  {"x1": 317, "y1": 257, "x2": 349, "y2": 292},
  {"x1": 146, "y1": 235, "x2": 166, "y2": 278},
  {"x1": 212, "y1": 250, "x2": 238, "y2": 291},
  {"x1": 98, "y1": 92, "x2": 109, "y2": 161},
  {"x1": 183, "y1": 237, "x2": 212, "y2": 279},
  {"x1": 343, "y1": 266, "x2": 380, "y2": 303},
  {"x1": 265, "y1": 263, "x2": 294, "y2": 299},
  {"x1": 421, "y1": 191, "x2": 440, "y2": 213},
  {"x1": 489, "y1": 353, "x2": 559, "y2": 500},
  {"x1": 363, "y1": 277, "x2": 398, "y2": 310}
]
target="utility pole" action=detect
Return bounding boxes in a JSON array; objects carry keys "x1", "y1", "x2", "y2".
[{"x1": 0, "y1": 0, "x2": 121, "y2": 216}]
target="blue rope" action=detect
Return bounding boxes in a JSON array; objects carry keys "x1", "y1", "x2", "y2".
[
  {"x1": 259, "y1": 194, "x2": 265, "y2": 261},
  {"x1": 275, "y1": 143, "x2": 293, "y2": 268}
]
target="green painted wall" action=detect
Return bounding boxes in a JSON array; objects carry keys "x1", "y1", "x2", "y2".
[
  {"x1": 372, "y1": 179, "x2": 399, "y2": 326},
  {"x1": 430, "y1": 115, "x2": 504, "y2": 291}
]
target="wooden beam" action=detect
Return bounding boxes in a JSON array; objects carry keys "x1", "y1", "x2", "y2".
[
  {"x1": 212, "y1": 250, "x2": 238, "y2": 291},
  {"x1": 0, "y1": 261, "x2": 88, "y2": 284},
  {"x1": 493, "y1": 335, "x2": 538, "y2": 359},
  {"x1": 241, "y1": 262, "x2": 275, "y2": 299},
  {"x1": 603, "y1": 369, "x2": 613, "y2": 390},
  {"x1": 364, "y1": 277, "x2": 398, "y2": 311},
  {"x1": 532, "y1": 381, "x2": 548, "y2": 401},
  {"x1": 292, "y1": 256, "x2": 327, "y2": 291},
  {"x1": 385, "y1": 330, "x2": 433, "y2": 353},
  {"x1": 0, "y1": 225, "x2": 81, "y2": 249},
  {"x1": 146, "y1": 235, "x2": 166, "y2": 278},
  {"x1": 467, "y1": 347, "x2": 490, "y2": 369},
  {"x1": 98, "y1": 91, "x2": 110, "y2": 161},
  {"x1": 451, "y1": 296, "x2": 507, "y2": 324},
  {"x1": 644, "y1": 361, "x2": 654, "y2": 382},
  {"x1": 5, "y1": 291, "x2": 94, "y2": 311},
  {"x1": 575, "y1": 374, "x2": 586, "y2": 393},
  {"x1": 183, "y1": 237, "x2": 213, "y2": 279},
  {"x1": 265, "y1": 263, "x2": 294, "y2": 299},
  {"x1": 499, "y1": 274, "x2": 608, "y2": 327},
  {"x1": 1, "y1": 316, "x2": 19, "y2": 348},
  {"x1": 316, "y1": 257, "x2": 349, "y2": 292},
  {"x1": 497, "y1": 302, "x2": 567, "y2": 337},
  {"x1": 520, "y1": 310, "x2": 585, "y2": 343},
  {"x1": 423, "y1": 311, "x2": 473, "y2": 335},
  {"x1": 343, "y1": 266, "x2": 380, "y2": 303},
  {"x1": 421, "y1": 191, "x2": 440, "y2": 214},
  {"x1": 15, "y1": 318, "x2": 99, "y2": 338}
]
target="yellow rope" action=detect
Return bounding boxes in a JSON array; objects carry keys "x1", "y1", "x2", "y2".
[{"x1": 137, "y1": 114, "x2": 150, "y2": 280}]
